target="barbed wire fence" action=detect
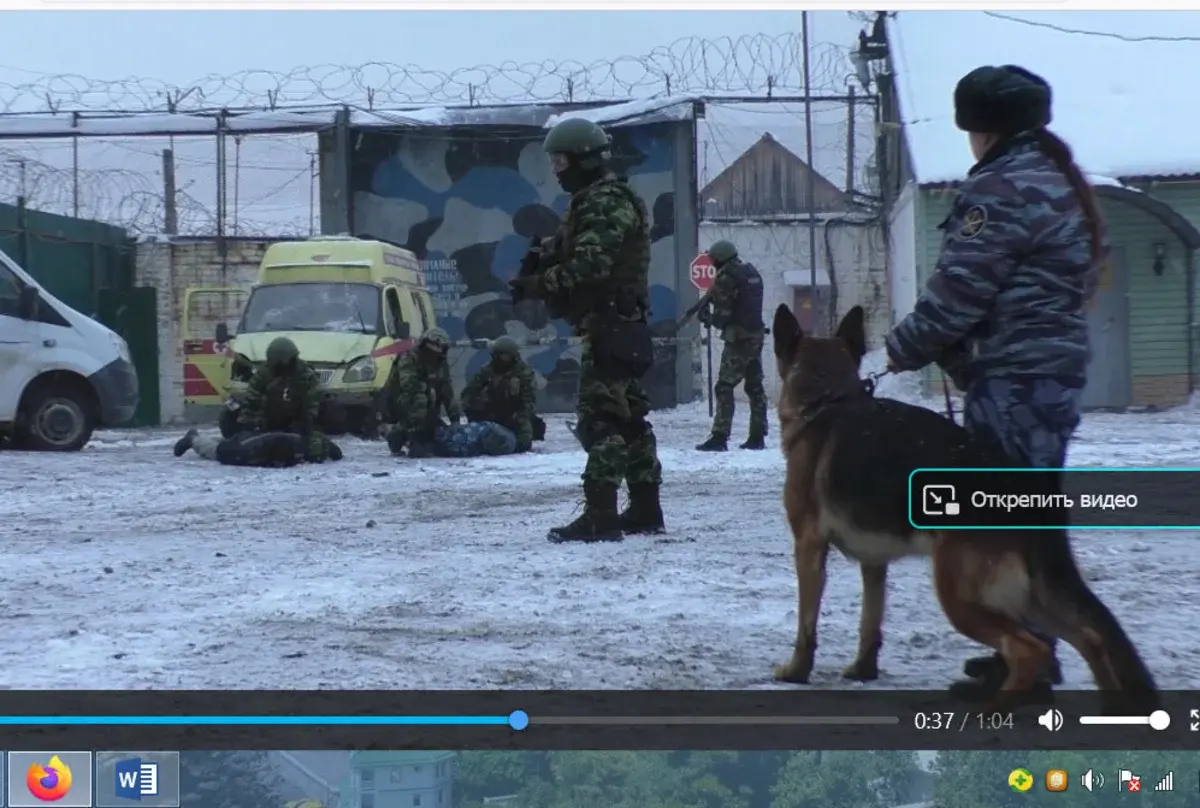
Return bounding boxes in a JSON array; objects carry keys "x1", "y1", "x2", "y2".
[{"x1": 0, "y1": 32, "x2": 875, "y2": 237}]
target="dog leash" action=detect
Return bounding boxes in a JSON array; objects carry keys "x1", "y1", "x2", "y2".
[
  {"x1": 863, "y1": 369, "x2": 958, "y2": 426},
  {"x1": 861, "y1": 369, "x2": 892, "y2": 396},
  {"x1": 941, "y1": 376, "x2": 957, "y2": 425}
]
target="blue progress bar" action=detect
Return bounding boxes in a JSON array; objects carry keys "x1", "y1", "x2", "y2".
[{"x1": 0, "y1": 710, "x2": 531, "y2": 731}]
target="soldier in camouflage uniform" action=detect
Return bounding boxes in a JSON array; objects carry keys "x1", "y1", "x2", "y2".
[
  {"x1": 173, "y1": 336, "x2": 341, "y2": 465},
  {"x1": 508, "y1": 117, "x2": 664, "y2": 542},
  {"x1": 884, "y1": 65, "x2": 1108, "y2": 700},
  {"x1": 461, "y1": 336, "x2": 539, "y2": 453},
  {"x1": 384, "y1": 327, "x2": 463, "y2": 458},
  {"x1": 695, "y1": 240, "x2": 768, "y2": 452}
]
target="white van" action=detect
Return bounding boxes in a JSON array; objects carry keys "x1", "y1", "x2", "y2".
[{"x1": 0, "y1": 247, "x2": 139, "y2": 451}]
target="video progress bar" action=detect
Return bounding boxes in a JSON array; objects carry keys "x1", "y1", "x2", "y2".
[
  {"x1": 0, "y1": 713, "x2": 528, "y2": 729},
  {"x1": 0, "y1": 713, "x2": 899, "y2": 729},
  {"x1": 535, "y1": 716, "x2": 901, "y2": 727}
]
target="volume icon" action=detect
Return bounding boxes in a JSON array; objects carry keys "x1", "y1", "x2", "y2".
[
  {"x1": 1038, "y1": 709, "x2": 1064, "y2": 731},
  {"x1": 1154, "y1": 772, "x2": 1173, "y2": 792},
  {"x1": 1081, "y1": 769, "x2": 1104, "y2": 792}
]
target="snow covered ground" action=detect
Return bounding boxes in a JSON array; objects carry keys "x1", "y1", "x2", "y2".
[{"x1": 1, "y1": 357, "x2": 1197, "y2": 691}]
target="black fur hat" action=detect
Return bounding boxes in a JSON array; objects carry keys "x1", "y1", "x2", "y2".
[{"x1": 954, "y1": 65, "x2": 1052, "y2": 135}]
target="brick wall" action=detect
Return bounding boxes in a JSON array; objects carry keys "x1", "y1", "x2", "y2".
[{"x1": 135, "y1": 237, "x2": 279, "y2": 423}]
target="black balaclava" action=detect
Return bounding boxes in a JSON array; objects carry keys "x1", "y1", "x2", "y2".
[{"x1": 554, "y1": 153, "x2": 606, "y2": 194}]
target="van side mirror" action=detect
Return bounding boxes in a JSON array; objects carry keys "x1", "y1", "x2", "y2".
[
  {"x1": 215, "y1": 322, "x2": 230, "y2": 343},
  {"x1": 16, "y1": 285, "x2": 38, "y2": 319},
  {"x1": 395, "y1": 322, "x2": 411, "y2": 340}
]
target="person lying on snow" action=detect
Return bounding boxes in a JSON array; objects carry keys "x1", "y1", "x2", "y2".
[
  {"x1": 461, "y1": 336, "x2": 545, "y2": 453},
  {"x1": 173, "y1": 336, "x2": 342, "y2": 466}
]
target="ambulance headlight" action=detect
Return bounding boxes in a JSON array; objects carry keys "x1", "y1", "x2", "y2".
[{"x1": 343, "y1": 356, "x2": 376, "y2": 383}]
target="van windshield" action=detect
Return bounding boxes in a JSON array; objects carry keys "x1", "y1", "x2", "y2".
[{"x1": 240, "y1": 283, "x2": 379, "y2": 335}]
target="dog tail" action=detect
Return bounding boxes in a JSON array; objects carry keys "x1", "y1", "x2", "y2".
[{"x1": 1028, "y1": 529, "x2": 1159, "y2": 711}]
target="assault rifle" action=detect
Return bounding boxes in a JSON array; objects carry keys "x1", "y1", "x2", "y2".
[
  {"x1": 670, "y1": 288, "x2": 716, "y2": 335},
  {"x1": 510, "y1": 235, "x2": 543, "y2": 307}
]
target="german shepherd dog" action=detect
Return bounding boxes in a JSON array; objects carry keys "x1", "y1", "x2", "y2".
[{"x1": 771, "y1": 303, "x2": 1158, "y2": 710}]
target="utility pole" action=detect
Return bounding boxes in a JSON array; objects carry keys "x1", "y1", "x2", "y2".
[
  {"x1": 162, "y1": 148, "x2": 178, "y2": 234},
  {"x1": 801, "y1": 11, "x2": 821, "y2": 333},
  {"x1": 71, "y1": 136, "x2": 80, "y2": 217}
]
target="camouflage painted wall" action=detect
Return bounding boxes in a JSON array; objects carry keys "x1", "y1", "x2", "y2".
[{"x1": 346, "y1": 123, "x2": 686, "y2": 412}]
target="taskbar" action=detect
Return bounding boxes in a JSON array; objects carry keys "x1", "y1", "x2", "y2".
[{"x1": 0, "y1": 692, "x2": 1196, "y2": 750}]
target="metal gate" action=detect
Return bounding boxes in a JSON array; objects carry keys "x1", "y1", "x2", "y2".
[{"x1": 96, "y1": 287, "x2": 160, "y2": 426}]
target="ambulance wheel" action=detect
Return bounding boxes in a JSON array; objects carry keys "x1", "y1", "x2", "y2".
[{"x1": 18, "y1": 376, "x2": 97, "y2": 452}]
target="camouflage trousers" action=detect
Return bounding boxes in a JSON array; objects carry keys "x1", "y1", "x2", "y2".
[
  {"x1": 961, "y1": 376, "x2": 1082, "y2": 469},
  {"x1": 962, "y1": 376, "x2": 1083, "y2": 653},
  {"x1": 711, "y1": 335, "x2": 768, "y2": 438},
  {"x1": 576, "y1": 335, "x2": 663, "y2": 488}
]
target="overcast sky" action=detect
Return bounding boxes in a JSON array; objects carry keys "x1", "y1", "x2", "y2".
[
  {"x1": 0, "y1": 11, "x2": 839, "y2": 80},
  {"x1": 0, "y1": 11, "x2": 870, "y2": 233}
]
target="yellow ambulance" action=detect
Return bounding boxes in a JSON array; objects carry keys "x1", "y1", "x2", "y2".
[{"x1": 217, "y1": 236, "x2": 437, "y2": 437}]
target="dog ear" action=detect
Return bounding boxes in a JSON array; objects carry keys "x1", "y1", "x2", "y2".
[
  {"x1": 835, "y1": 305, "x2": 866, "y2": 367},
  {"x1": 773, "y1": 304, "x2": 802, "y2": 363}
]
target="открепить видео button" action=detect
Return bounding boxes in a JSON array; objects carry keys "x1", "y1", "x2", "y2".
[{"x1": 908, "y1": 468, "x2": 1200, "y2": 530}]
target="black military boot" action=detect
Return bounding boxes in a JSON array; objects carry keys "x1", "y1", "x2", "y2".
[
  {"x1": 739, "y1": 431, "x2": 766, "y2": 450},
  {"x1": 619, "y1": 483, "x2": 666, "y2": 535},
  {"x1": 960, "y1": 652, "x2": 1063, "y2": 684},
  {"x1": 548, "y1": 481, "x2": 624, "y2": 543},
  {"x1": 949, "y1": 653, "x2": 1061, "y2": 703},
  {"x1": 173, "y1": 428, "x2": 199, "y2": 457},
  {"x1": 695, "y1": 434, "x2": 728, "y2": 452}
]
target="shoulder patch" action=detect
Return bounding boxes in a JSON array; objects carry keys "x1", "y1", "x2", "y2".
[{"x1": 958, "y1": 205, "x2": 988, "y2": 240}]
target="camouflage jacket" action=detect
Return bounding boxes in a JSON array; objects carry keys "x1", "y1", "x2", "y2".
[
  {"x1": 886, "y1": 135, "x2": 1107, "y2": 386},
  {"x1": 461, "y1": 360, "x2": 537, "y2": 446},
  {"x1": 540, "y1": 175, "x2": 651, "y2": 333},
  {"x1": 699, "y1": 258, "x2": 765, "y2": 342},
  {"x1": 239, "y1": 361, "x2": 322, "y2": 434},
  {"x1": 388, "y1": 351, "x2": 462, "y2": 433}
]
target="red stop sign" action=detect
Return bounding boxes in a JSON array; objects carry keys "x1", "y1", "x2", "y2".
[{"x1": 690, "y1": 252, "x2": 716, "y2": 292}]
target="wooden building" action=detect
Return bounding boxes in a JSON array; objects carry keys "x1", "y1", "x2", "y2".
[{"x1": 699, "y1": 132, "x2": 848, "y2": 219}]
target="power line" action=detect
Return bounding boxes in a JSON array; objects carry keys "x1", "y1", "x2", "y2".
[{"x1": 982, "y1": 11, "x2": 1200, "y2": 43}]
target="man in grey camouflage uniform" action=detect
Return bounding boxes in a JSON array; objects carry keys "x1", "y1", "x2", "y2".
[
  {"x1": 884, "y1": 65, "x2": 1108, "y2": 700},
  {"x1": 695, "y1": 240, "x2": 768, "y2": 451}
]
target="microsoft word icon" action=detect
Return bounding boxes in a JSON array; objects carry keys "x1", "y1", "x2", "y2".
[{"x1": 114, "y1": 759, "x2": 159, "y2": 801}]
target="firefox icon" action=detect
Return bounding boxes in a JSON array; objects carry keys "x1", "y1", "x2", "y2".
[{"x1": 26, "y1": 756, "x2": 73, "y2": 802}]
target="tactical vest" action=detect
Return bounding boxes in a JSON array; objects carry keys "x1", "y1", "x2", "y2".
[
  {"x1": 557, "y1": 177, "x2": 651, "y2": 325},
  {"x1": 261, "y1": 374, "x2": 310, "y2": 431},
  {"x1": 728, "y1": 260, "x2": 765, "y2": 331}
]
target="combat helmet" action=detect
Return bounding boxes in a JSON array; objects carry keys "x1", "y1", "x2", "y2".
[
  {"x1": 418, "y1": 327, "x2": 451, "y2": 354},
  {"x1": 543, "y1": 118, "x2": 612, "y2": 171},
  {"x1": 491, "y1": 336, "x2": 520, "y2": 357},
  {"x1": 707, "y1": 240, "x2": 738, "y2": 266},
  {"x1": 265, "y1": 336, "x2": 300, "y2": 370}
]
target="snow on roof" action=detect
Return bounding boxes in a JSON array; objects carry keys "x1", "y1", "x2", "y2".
[
  {"x1": 890, "y1": 11, "x2": 1200, "y2": 183},
  {"x1": 0, "y1": 97, "x2": 701, "y2": 140},
  {"x1": 543, "y1": 96, "x2": 700, "y2": 128}
]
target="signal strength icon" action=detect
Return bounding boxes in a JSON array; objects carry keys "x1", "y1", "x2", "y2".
[{"x1": 1154, "y1": 772, "x2": 1173, "y2": 792}]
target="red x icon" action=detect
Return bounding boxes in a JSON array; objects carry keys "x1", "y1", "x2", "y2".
[{"x1": 1128, "y1": 777, "x2": 1142, "y2": 792}]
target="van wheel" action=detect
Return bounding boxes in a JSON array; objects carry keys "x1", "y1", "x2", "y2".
[{"x1": 19, "y1": 380, "x2": 97, "y2": 452}]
